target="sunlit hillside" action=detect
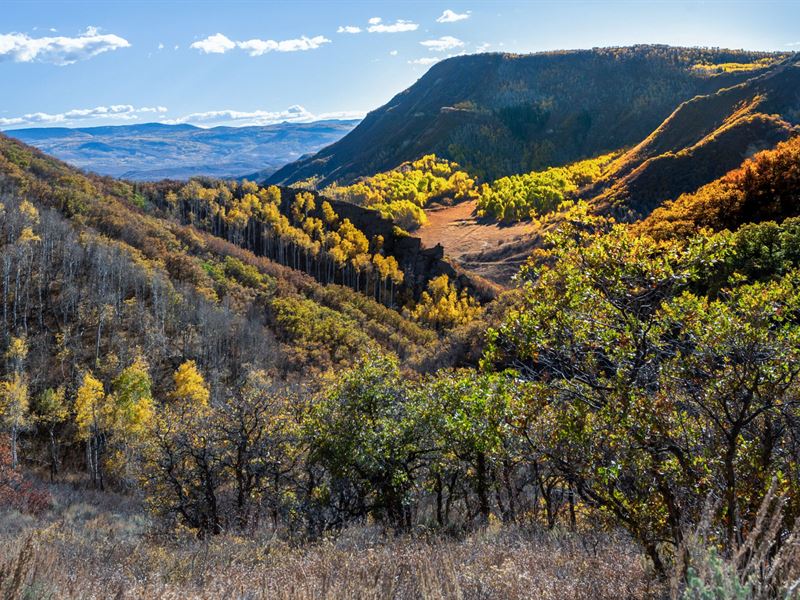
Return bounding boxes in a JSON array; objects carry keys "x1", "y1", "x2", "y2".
[{"x1": 2, "y1": 2, "x2": 800, "y2": 597}]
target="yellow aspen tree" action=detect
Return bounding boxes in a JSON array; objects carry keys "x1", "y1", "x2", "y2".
[
  {"x1": 109, "y1": 356, "x2": 155, "y2": 482},
  {"x1": 74, "y1": 372, "x2": 108, "y2": 489},
  {"x1": 170, "y1": 360, "x2": 210, "y2": 409},
  {"x1": 1, "y1": 336, "x2": 29, "y2": 468},
  {"x1": 0, "y1": 374, "x2": 28, "y2": 469},
  {"x1": 34, "y1": 386, "x2": 68, "y2": 481}
]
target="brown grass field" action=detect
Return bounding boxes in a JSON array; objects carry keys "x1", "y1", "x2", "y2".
[
  {"x1": 418, "y1": 201, "x2": 538, "y2": 285},
  {"x1": 0, "y1": 478, "x2": 664, "y2": 599}
]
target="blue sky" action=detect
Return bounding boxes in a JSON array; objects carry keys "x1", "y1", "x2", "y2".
[{"x1": 2, "y1": 0, "x2": 798, "y2": 130}]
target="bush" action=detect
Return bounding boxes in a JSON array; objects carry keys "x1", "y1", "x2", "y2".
[{"x1": 0, "y1": 443, "x2": 50, "y2": 517}]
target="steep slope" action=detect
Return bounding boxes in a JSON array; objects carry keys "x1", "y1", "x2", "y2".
[
  {"x1": 0, "y1": 132, "x2": 440, "y2": 385},
  {"x1": 592, "y1": 54, "x2": 800, "y2": 217},
  {"x1": 268, "y1": 46, "x2": 784, "y2": 186},
  {"x1": 638, "y1": 134, "x2": 800, "y2": 239},
  {"x1": 5, "y1": 120, "x2": 358, "y2": 181}
]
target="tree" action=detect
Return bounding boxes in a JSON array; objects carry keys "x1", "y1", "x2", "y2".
[
  {"x1": 0, "y1": 336, "x2": 29, "y2": 468},
  {"x1": 74, "y1": 372, "x2": 108, "y2": 489},
  {"x1": 660, "y1": 278, "x2": 800, "y2": 547},
  {"x1": 108, "y1": 356, "x2": 155, "y2": 483},
  {"x1": 411, "y1": 275, "x2": 481, "y2": 330},
  {"x1": 142, "y1": 359, "x2": 220, "y2": 534},
  {"x1": 0, "y1": 374, "x2": 28, "y2": 469},
  {"x1": 216, "y1": 370, "x2": 303, "y2": 531},
  {"x1": 484, "y1": 204, "x2": 800, "y2": 570},
  {"x1": 170, "y1": 360, "x2": 210, "y2": 409},
  {"x1": 33, "y1": 386, "x2": 68, "y2": 481},
  {"x1": 421, "y1": 369, "x2": 520, "y2": 525},
  {"x1": 306, "y1": 356, "x2": 425, "y2": 531},
  {"x1": 143, "y1": 398, "x2": 223, "y2": 534}
]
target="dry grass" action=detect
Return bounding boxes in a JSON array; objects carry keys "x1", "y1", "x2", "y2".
[{"x1": 0, "y1": 481, "x2": 664, "y2": 599}]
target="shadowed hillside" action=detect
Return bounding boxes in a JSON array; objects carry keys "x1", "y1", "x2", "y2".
[
  {"x1": 268, "y1": 46, "x2": 785, "y2": 186},
  {"x1": 593, "y1": 53, "x2": 800, "y2": 217}
]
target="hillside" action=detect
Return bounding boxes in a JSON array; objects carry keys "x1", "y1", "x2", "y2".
[
  {"x1": 7, "y1": 20, "x2": 800, "y2": 597},
  {"x1": 5, "y1": 130, "x2": 800, "y2": 599},
  {"x1": 5, "y1": 120, "x2": 358, "y2": 181},
  {"x1": 592, "y1": 53, "x2": 800, "y2": 217},
  {"x1": 267, "y1": 46, "x2": 785, "y2": 187},
  {"x1": 638, "y1": 134, "x2": 800, "y2": 239},
  {"x1": 0, "y1": 132, "x2": 461, "y2": 383}
]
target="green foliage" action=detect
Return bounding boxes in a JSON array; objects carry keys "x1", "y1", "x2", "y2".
[
  {"x1": 420, "y1": 369, "x2": 521, "y2": 522},
  {"x1": 486, "y1": 203, "x2": 800, "y2": 569},
  {"x1": 306, "y1": 356, "x2": 422, "y2": 528},
  {"x1": 476, "y1": 152, "x2": 618, "y2": 222},
  {"x1": 110, "y1": 357, "x2": 154, "y2": 438},
  {"x1": 324, "y1": 154, "x2": 478, "y2": 230},
  {"x1": 271, "y1": 295, "x2": 377, "y2": 368},
  {"x1": 682, "y1": 550, "x2": 752, "y2": 600}
]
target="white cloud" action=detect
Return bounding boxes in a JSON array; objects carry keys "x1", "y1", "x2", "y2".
[
  {"x1": 0, "y1": 105, "x2": 167, "y2": 128},
  {"x1": 337, "y1": 25, "x2": 362, "y2": 34},
  {"x1": 408, "y1": 57, "x2": 440, "y2": 66},
  {"x1": 238, "y1": 35, "x2": 330, "y2": 55},
  {"x1": 389, "y1": 50, "x2": 398, "y2": 56},
  {"x1": 0, "y1": 26, "x2": 130, "y2": 65},
  {"x1": 408, "y1": 52, "x2": 465, "y2": 67},
  {"x1": 787, "y1": 41, "x2": 800, "y2": 47},
  {"x1": 190, "y1": 33, "x2": 236, "y2": 54},
  {"x1": 420, "y1": 36, "x2": 464, "y2": 52},
  {"x1": 158, "y1": 42, "x2": 164, "y2": 50},
  {"x1": 191, "y1": 33, "x2": 330, "y2": 55},
  {"x1": 436, "y1": 9, "x2": 470, "y2": 23},
  {"x1": 164, "y1": 105, "x2": 365, "y2": 127},
  {"x1": 475, "y1": 42, "x2": 491, "y2": 52},
  {"x1": 0, "y1": 104, "x2": 365, "y2": 130},
  {"x1": 367, "y1": 19, "x2": 418, "y2": 33}
]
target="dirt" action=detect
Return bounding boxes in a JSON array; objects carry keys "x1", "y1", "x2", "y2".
[{"x1": 418, "y1": 200, "x2": 538, "y2": 285}]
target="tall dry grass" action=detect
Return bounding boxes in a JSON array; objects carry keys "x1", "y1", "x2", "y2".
[
  {"x1": 673, "y1": 483, "x2": 800, "y2": 600},
  {"x1": 0, "y1": 481, "x2": 663, "y2": 599}
]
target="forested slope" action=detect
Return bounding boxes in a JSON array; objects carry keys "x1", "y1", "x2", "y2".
[
  {"x1": 268, "y1": 46, "x2": 784, "y2": 186},
  {"x1": 0, "y1": 132, "x2": 450, "y2": 390},
  {"x1": 5, "y1": 48, "x2": 800, "y2": 600},
  {"x1": 593, "y1": 53, "x2": 800, "y2": 217}
]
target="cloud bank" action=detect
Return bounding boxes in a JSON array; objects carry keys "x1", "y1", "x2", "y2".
[
  {"x1": 420, "y1": 36, "x2": 464, "y2": 52},
  {"x1": 191, "y1": 33, "x2": 331, "y2": 55},
  {"x1": 0, "y1": 105, "x2": 167, "y2": 128},
  {"x1": 366, "y1": 18, "x2": 419, "y2": 33},
  {"x1": 0, "y1": 26, "x2": 130, "y2": 65},
  {"x1": 165, "y1": 105, "x2": 365, "y2": 126},
  {"x1": 0, "y1": 104, "x2": 365, "y2": 129}
]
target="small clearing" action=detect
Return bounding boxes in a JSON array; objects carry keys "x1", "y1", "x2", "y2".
[{"x1": 418, "y1": 200, "x2": 537, "y2": 285}]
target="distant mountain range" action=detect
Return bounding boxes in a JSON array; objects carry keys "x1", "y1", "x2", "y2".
[
  {"x1": 268, "y1": 46, "x2": 792, "y2": 187},
  {"x1": 4, "y1": 120, "x2": 359, "y2": 181}
]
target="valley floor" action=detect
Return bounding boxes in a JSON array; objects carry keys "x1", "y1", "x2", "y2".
[
  {"x1": 0, "y1": 476, "x2": 664, "y2": 600},
  {"x1": 418, "y1": 201, "x2": 538, "y2": 285}
]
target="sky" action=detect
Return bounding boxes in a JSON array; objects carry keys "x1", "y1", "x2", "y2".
[{"x1": 1, "y1": 0, "x2": 799, "y2": 130}]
